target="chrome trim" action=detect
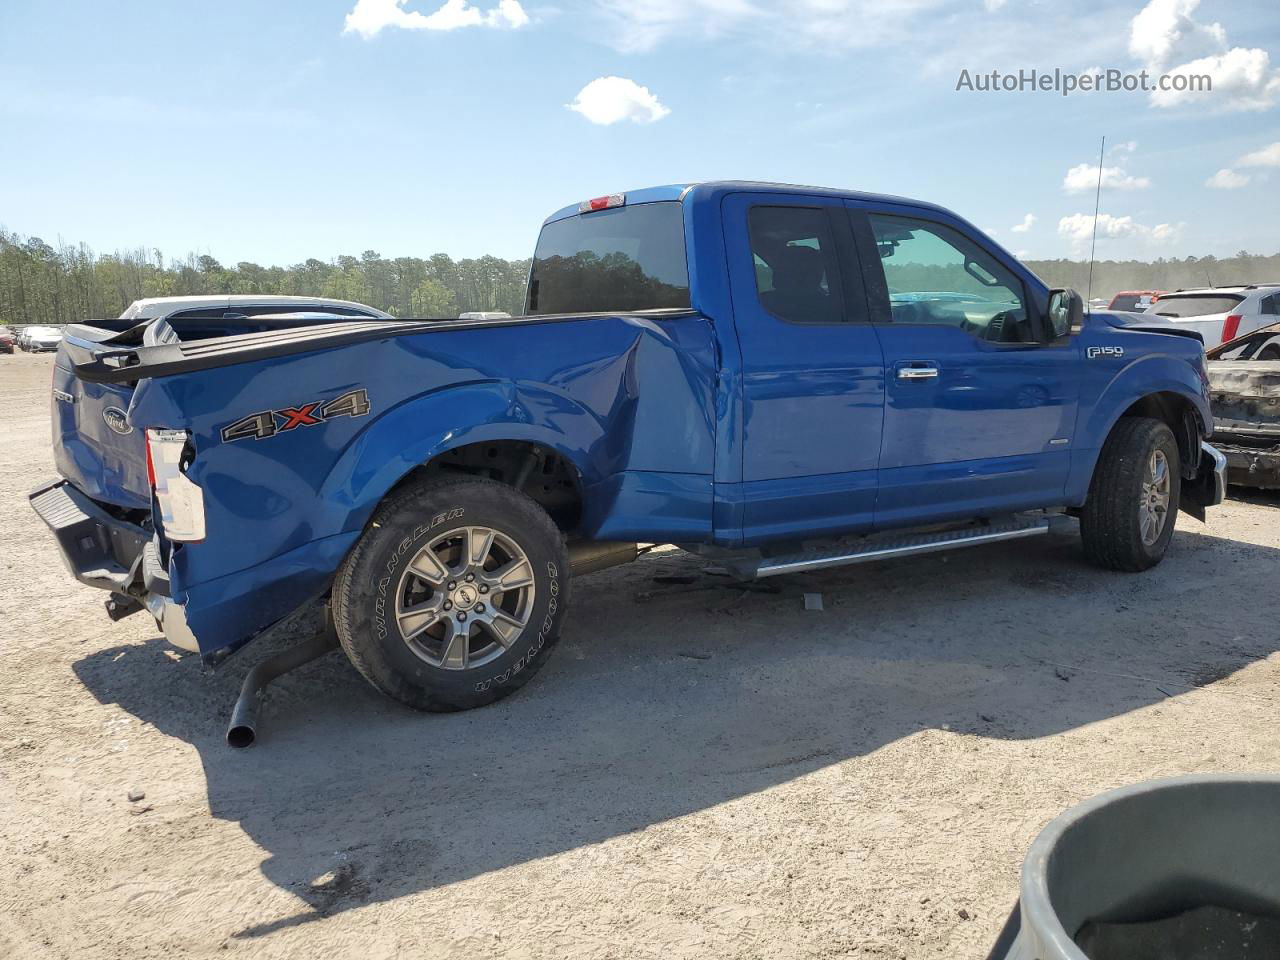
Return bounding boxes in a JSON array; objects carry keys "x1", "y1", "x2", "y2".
[
  {"x1": 897, "y1": 367, "x2": 939, "y2": 380},
  {"x1": 146, "y1": 594, "x2": 200, "y2": 653},
  {"x1": 1201, "y1": 441, "x2": 1227, "y2": 507},
  {"x1": 756, "y1": 519, "x2": 1050, "y2": 578}
]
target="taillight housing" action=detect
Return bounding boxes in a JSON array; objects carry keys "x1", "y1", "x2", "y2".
[
  {"x1": 1221, "y1": 314, "x2": 1243, "y2": 345},
  {"x1": 145, "y1": 428, "x2": 205, "y2": 542}
]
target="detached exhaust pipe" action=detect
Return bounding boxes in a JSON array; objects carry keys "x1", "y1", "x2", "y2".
[
  {"x1": 567, "y1": 540, "x2": 639, "y2": 577},
  {"x1": 227, "y1": 628, "x2": 339, "y2": 748}
]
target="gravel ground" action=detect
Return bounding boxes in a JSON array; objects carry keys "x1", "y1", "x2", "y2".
[{"x1": 3, "y1": 349, "x2": 1279, "y2": 960}]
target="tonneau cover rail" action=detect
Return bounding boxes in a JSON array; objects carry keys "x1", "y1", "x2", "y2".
[{"x1": 71, "y1": 310, "x2": 697, "y2": 384}]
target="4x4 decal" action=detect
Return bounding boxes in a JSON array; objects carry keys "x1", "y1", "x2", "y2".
[{"x1": 221, "y1": 389, "x2": 370, "y2": 442}]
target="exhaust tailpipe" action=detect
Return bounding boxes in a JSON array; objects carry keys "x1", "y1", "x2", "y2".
[
  {"x1": 227, "y1": 628, "x2": 339, "y2": 748},
  {"x1": 567, "y1": 540, "x2": 640, "y2": 576}
]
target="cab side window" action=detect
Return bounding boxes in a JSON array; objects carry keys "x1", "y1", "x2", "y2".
[
  {"x1": 868, "y1": 214, "x2": 1033, "y2": 343},
  {"x1": 1261, "y1": 294, "x2": 1278, "y2": 316},
  {"x1": 747, "y1": 206, "x2": 849, "y2": 324}
]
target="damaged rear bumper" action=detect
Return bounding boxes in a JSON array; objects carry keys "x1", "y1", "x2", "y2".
[
  {"x1": 1214, "y1": 436, "x2": 1280, "y2": 490},
  {"x1": 28, "y1": 478, "x2": 198, "y2": 652}
]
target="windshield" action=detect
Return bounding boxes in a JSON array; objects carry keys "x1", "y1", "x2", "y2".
[
  {"x1": 525, "y1": 201, "x2": 690, "y2": 315},
  {"x1": 1150, "y1": 294, "x2": 1244, "y2": 318}
]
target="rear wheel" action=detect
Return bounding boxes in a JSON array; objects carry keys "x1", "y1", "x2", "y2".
[
  {"x1": 333, "y1": 477, "x2": 568, "y2": 711},
  {"x1": 1080, "y1": 417, "x2": 1180, "y2": 572}
]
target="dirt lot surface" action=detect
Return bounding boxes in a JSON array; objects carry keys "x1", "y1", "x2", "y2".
[{"x1": 3, "y1": 349, "x2": 1279, "y2": 959}]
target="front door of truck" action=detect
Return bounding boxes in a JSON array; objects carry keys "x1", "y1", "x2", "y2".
[
  {"x1": 846, "y1": 203, "x2": 1079, "y2": 527},
  {"x1": 723, "y1": 192, "x2": 885, "y2": 543}
]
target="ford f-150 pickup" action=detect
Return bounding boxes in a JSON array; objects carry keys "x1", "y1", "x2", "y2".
[{"x1": 33, "y1": 181, "x2": 1227, "y2": 717}]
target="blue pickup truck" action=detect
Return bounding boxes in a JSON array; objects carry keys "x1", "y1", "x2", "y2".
[{"x1": 34, "y1": 181, "x2": 1226, "y2": 715}]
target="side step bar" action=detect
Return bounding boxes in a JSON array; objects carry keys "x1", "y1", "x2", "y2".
[{"x1": 746, "y1": 516, "x2": 1054, "y2": 579}]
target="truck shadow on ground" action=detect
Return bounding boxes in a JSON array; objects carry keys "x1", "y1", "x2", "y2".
[{"x1": 72, "y1": 521, "x2": 1280, "y2": 939}]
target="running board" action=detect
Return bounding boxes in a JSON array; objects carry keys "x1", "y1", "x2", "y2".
[{"x1": 747, "y1": 517, "x2": 1053, "y2": 579}]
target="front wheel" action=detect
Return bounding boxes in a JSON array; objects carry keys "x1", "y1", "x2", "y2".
[
  {"x1": 1080, "y1": 417, "x2": 1180, "y2": 572},
  {"x1": 332, "y1": 477, "x2": 568, "y2": 711}
]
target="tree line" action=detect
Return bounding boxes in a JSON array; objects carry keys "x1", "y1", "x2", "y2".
[
  {"x1": 1022, "y1": 251, "x2": 1280, "y2": 300},
  {"x1": 3, "y1": 225, "x2": 1278, "y2": 326},
  {"x1": 0, "y1": 228, "x2": 531, "y2": 325}
]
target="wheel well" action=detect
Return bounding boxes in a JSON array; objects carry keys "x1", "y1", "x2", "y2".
[
  {"x1": 398, "y1": 440, "x2": 583, "y2": 533},
  {"x1": 1119, "y1": 392, "x2": 1202, "y2": 477}
]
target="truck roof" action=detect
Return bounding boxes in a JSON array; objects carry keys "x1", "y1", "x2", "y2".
[{"x1": 542, "y1": 180, "x2": 954, "y2": 225}]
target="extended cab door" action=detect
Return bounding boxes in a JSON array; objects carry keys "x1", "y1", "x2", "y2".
[
  {"x1": 723, "y1": 192, "x2": 885, "y2": 543},
  {"x1": 845, "y1": 202, "x2": 1079, "y2": 527}
]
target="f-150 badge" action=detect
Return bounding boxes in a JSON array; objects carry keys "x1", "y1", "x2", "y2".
[
  {"x1": 1087, "y1": 346, "x2": 1124, "y2": 359},
  {"x1": 221, "y1": 389, "x2": 370, "y2": 442}
]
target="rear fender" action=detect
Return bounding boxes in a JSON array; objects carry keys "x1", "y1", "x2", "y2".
[{"x1": 319, "y1": 380, "x2": 610, "y2": 536}]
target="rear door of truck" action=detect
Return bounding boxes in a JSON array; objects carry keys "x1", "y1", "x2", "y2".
[{"x1": 722, "y1": 190, "x2": 885, "y2": 543}]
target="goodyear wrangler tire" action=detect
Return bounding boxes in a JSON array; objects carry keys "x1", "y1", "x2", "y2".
[
  {"x1": 332, "y1": 477, "x2": 568, "y2": 711},
  {"x1": 1080, "y1": 417, "x2": 1180, "y2": 572}
]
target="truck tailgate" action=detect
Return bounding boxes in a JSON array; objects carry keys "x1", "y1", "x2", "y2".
[{"x1": 52, "y1": 325, "x2": 152, "y2": 510}]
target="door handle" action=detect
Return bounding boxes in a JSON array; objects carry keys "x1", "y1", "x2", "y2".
[{"x1": 896, "y1": 364, "x2": 939, "y2": 381}]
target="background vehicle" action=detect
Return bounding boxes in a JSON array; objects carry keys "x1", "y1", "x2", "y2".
[
  {"x1": 118, "y1": 295, "x2": 392, "y2": 343},
  {"x1": 458, "y1": 311, "x2": 512, "y2": 321},
  {"x1": 1144, "y1": 284, "x2": 1280, "y2": 346},
  {"x1": 33, "y1": 182, "x2": 1225, "y2": 717},
  {"x1": 1205, "y1": 320, "x2": 1280, "y2": 488},
  {"x1": 0, "y1": 327, "x2": 15, "y2": 353},
  {"x1": 23, "y1": 325, "x2": 64, "y2": 352},
  {"x1": 1107, "y1": 290, "x2": 1165, "y2": 312}
]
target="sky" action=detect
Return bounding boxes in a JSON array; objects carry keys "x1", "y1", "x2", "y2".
[{"x1": 1, "y1": 0, "x2": 1278, "y2": 265}]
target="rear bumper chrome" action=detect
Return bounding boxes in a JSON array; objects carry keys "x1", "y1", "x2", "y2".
[{"x1": 145, "y1": 594, "x2": 200, "y2": 652}]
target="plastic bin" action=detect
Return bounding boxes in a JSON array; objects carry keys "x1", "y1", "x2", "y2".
[{"x1": 988, "y1": 775, "x2": 1280, "y2": 960}]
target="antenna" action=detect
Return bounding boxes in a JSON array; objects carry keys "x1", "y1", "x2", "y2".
[{"x1": 1086, "y1": 135, "x2": 1105, "y2": 308}]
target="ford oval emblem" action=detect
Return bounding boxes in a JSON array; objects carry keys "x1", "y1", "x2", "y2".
[{"x1": 102, "y1": 407, "x2": 133, "y2": 436}]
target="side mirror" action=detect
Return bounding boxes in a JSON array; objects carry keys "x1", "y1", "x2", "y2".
[{"x1": 1045, "y1": 288, "x2": 1082, "y2": 341}]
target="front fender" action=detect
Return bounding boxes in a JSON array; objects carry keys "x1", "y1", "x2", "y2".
[{"x1": 1066, "y1": 351, "x2": 1211, "y2": 503}]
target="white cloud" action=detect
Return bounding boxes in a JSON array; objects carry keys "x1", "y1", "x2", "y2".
[
  {"x1": 343, "y1": 0, "x2": 528, "y2": 38},
  {"x1": 1152, "y1": 48, "x2": 1280, "y2": 110},
  {"x1": 567, "y1": 77, "x2": 670, "y2": 125},
  {"x1": 1206, "y1": 168, "x2": 1250, "y2": 189},
  {"x1": 1129, "y1": 0, "x2": 1280, "y2": 111},
  {"x1": 1058, "y1": 212, "x2": 1183, "y2": 253},
  {"x1": 1129, "y1": 0, "x2": 1225, "y2": 71},
  {"x1": 1010, "y1": 213, "x2": 1036, "y2": 233},
  {"x1": 1062, "y1": 162, "x2": 1152, "y2": 193},
  {"x1": 983, "y1": 0, "x2": 1008, "y2": 11},
  {"x1": 1239, "y1": 142, "x2": 1280, "y2": 167},
  {"x1": 593, "y1": 0, "x2": 953, "y2": 53}
]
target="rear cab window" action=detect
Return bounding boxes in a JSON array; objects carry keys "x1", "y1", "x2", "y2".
[
  {"x1": 525, "y1": 201, "x2": 690, "y2": 315},
  {"x1": 1150, "y1": 294, "x2": 1245, "y2": 318},
  {"x1": 746, "y1": 206, "x2": 849, "y2": 324}
]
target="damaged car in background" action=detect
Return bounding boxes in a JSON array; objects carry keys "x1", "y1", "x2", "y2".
[{"x1": 1206, "y1": 321, "x2": 1280, "y2": 489}]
